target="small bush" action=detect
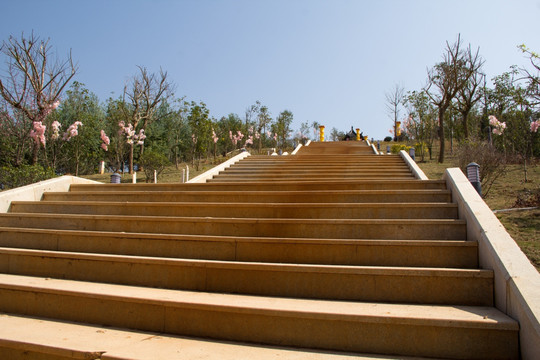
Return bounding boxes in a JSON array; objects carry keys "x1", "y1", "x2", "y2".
[
  {"x1": 0, "y1": 164, "x2": 56, "y2": 190},
  {"x1": 383, "y1": 136, "x2": 392, "y2": 142},
  {"x1": 455, "y1": 139, "x2": 507, "y2": 198},
  {"x1": 390, "y1": 144, "x2": 411, "y2": 154},
  {"x1": 139, "y1": 150, "x2": 170, "y2": 183}
]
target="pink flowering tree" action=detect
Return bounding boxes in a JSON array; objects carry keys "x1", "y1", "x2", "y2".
[
  {"x1": 121, "y1": 66, "x2": 172, "y2": 173},
  {"x1": 0, "y1": 32, "x2": 77, "y2": 165}
]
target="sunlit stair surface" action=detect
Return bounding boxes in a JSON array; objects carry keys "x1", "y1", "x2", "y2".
[{"x1": 0, "y1": 141, "x2": 518, "y2": 359}]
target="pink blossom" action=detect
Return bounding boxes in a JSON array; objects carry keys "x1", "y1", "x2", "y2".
[
  {"x1": 63, "y1": 121, "x2": 83, "y2": 141},
  {"x1": 248, "y1": 126, "x2": 254, "y2": 134},
  {"x1": 229, "y1": 130, "x2": 233, "y2": 140},
  {"x1": 100, "y1": 130, "x2": 110, "y2": 145},
  {"x1": 531, "y1": 120, "x2": 540, "y2": 133},
  {"x1": 273, "y1": 133, "x2": 277, "y2": 141},
  {"x1": 244, "y1": 135, "x2": 253, "y2": 146},
  {"x1": 51, "y1": 121, "x2": 61, "y2": 140},
  {"x1": 254, "y1": 131, "x2": 260, "y2": 139},
  {"x1": 489, "y1": 115, "x2": 506, "y2": 136},
  {"x1": 212, "y1": 130, "x2": 219, "y2": 143},
  {"x1": 101, "y1": 143, "x2": 108, "y2": 151},
  {"x1": 29, "y1": 121, "x2": 47, "y2": 147}
]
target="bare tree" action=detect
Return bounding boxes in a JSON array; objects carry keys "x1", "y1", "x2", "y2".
[
  {"x1": 385, "y1": 84, "x2": 405, "y2": 141},
  {"x1": 122, "y1": 66, "x2": 173, "y2": 173},
  {"x1": 518, "y1": 45, "x2": 540, "y2": 107},
  {"x1": 0, "y1": 32, "x2": 77, "y2": 164},
  {"x1": 425, "y1": 34, "x2": 483, "y2": 162},
  {"x1": 456, "y1": 69, "x2": 485, "y2": 139}
]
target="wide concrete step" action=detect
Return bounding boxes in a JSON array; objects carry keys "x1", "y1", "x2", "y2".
[
  {"x1": 0, "y1": 247, "x2": 492, "y2": 305},
  {"x1": 0, "y1": 213, "x2": 467, "y2": 240},
  {"x1": 0, "y1": 314, "x2": 422, "y2": 360},
  {"x1": 298, "y1": 148, "x2": 375, "y2": 154},
  {"x1": 0, "y1": 227, "x2": 478, "y2": 268},
  {"x1": 211, "y1": 173, "x2": 416, "y2": 181},
  {"x1": 220, "y1": 169, "x2": 413, "y2": 176},
  {"x1": 69, "y1": 180, "x2": 447, "y2": 192},
  {"x1": 228, "y1": 164, "x2": 411, "y2": 170},
  {"x1": 218, "y1": 169, "x2": 414, "y2": 175},
  {"x1": 208, "y1": 175, "x2": 416, "y2": 182},
  {"x1": 238, "y1": 160, "x2": 405, "y2": 167},
  {"x1": 44, "y1": 189, "x2": 453, "y2": 203},
  {"x1": 0, "y1": 274, "x2": 518, "y2": 359},
  {"x1": 10, "y1": 201, "x2": 459, "y2": 219}
]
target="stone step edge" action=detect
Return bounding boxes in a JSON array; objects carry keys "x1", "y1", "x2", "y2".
[
  {"x1": 0, "y1": 274, "x2": 517, "y2": 331},
  {"x1": 0, "y1": 314, "x2": 409, "y2": 360},
  {"x1": 0, "y1": 226, "x2": 473, "y2": 248},
  {"x1": 70, "y1": 179, "x2": 445, "y2": 187},
  {"x1": 0, "y1": 247, "x2": 489, "y2": 278},
  {"x1": 12, "y1": 200, "x2": 458, "y2": 209},
  {"x1": 0, "y1": 212, "x2": 466, "y2": 225},
  {"x1": 0, "y1": 247, "x2": 492, "y2": 305},
  {"x1": 53, "y1": 189, "x2": 452, "y2": 195}
]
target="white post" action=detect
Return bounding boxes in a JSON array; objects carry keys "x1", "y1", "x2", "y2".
[
  {"x1": 153, "y1": 170, "x2": 157, "y2": 184},
  {"x1": 186, "y1": 165, "x2": 189, "y2": 182},
  {"x1": 99, "y1": 161, "x2": 105, "y2": 175},
  {"x1": 132, "y1": 172, "x2": 137, "y2": 184},
  {"x1": 182, "y1": 169, "x2": 186, "y2": 183}
]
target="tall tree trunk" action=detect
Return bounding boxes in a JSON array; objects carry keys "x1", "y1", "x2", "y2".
[
  {"x1": 32, "y1": 142, "x2": 39, "y2": 165},
  {"x1": 461, "y1": 109, "x2": 470, "y2": 139},
  {"x1": 438, "y1": 107, "x2": 446, "y2": 163},
  {"x1": 129, "y1": 143, "x2": 134, "y2": 174}
]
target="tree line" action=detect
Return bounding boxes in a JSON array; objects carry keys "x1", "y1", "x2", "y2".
[
  {"x1": 385, "y1": 35, "x2": 540, "y2": 169},
  {"x1": 0, "y1": 33, "x2": 319, "y2": 186}
]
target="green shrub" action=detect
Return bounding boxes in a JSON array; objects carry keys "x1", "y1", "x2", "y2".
[
  {"x1": 0, "y1": 164, "x2": 56, "y2": 190},
  {"x1": 139, "y1": 150, "x2": 170, "y2": 183},
  {"x1": 383, "y1": 136, "x2": 392, "y2": 142}
]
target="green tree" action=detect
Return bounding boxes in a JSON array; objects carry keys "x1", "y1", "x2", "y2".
[
  {"x1": 404, "y1": 90, "x2": 437, "y2": 161},
  {"x1": 271, "y1": 110, "x2": 293, "y2": 149},
  {"x1": 121, "y1": 66, "x2": 173, "y2": 173},
  {"x1": 54, "y1": 82, "x2": 104, "y2": 175},
  {"x1": 187, "y1": 101, "x2": 211, "y2": 168}
]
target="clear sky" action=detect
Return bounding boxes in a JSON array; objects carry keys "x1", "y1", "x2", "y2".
[{"x1": 2, "y1": 0, "x2": 540, "y2": 139}]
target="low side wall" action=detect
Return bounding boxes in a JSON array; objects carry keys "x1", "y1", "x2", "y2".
[
  {"x1": 399, "y1": 150, "x2": 428, "y2": 180},
  {"x1": 188, "y1": 151, "x2": 251, "y2": 183},
  {"x1": 444, "y1": 167, "x2": 540, "y2": 359},
  {"x1": 0, "y1": 176, "x2": 100, "y2": 213}
]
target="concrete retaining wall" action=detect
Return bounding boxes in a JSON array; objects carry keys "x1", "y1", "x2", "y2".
[
  {"x1": 0, "y1": 176, "x2": 100, "y2": 213},
  {"x1": 444, "y1": 167, "x2": 540, "y2": 359}
]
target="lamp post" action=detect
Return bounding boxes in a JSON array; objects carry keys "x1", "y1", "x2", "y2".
[{"x1": 466, "y1": 162, "x2": 481, "y2": 196}]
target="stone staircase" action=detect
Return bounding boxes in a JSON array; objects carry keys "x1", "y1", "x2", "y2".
[{"x1": 0, "y1": 141, "x2": 519, "y2": 359}]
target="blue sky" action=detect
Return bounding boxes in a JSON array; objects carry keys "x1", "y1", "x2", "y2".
[{"x1": 2, "y1": 0, "x2": 540, "y2": 139}]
